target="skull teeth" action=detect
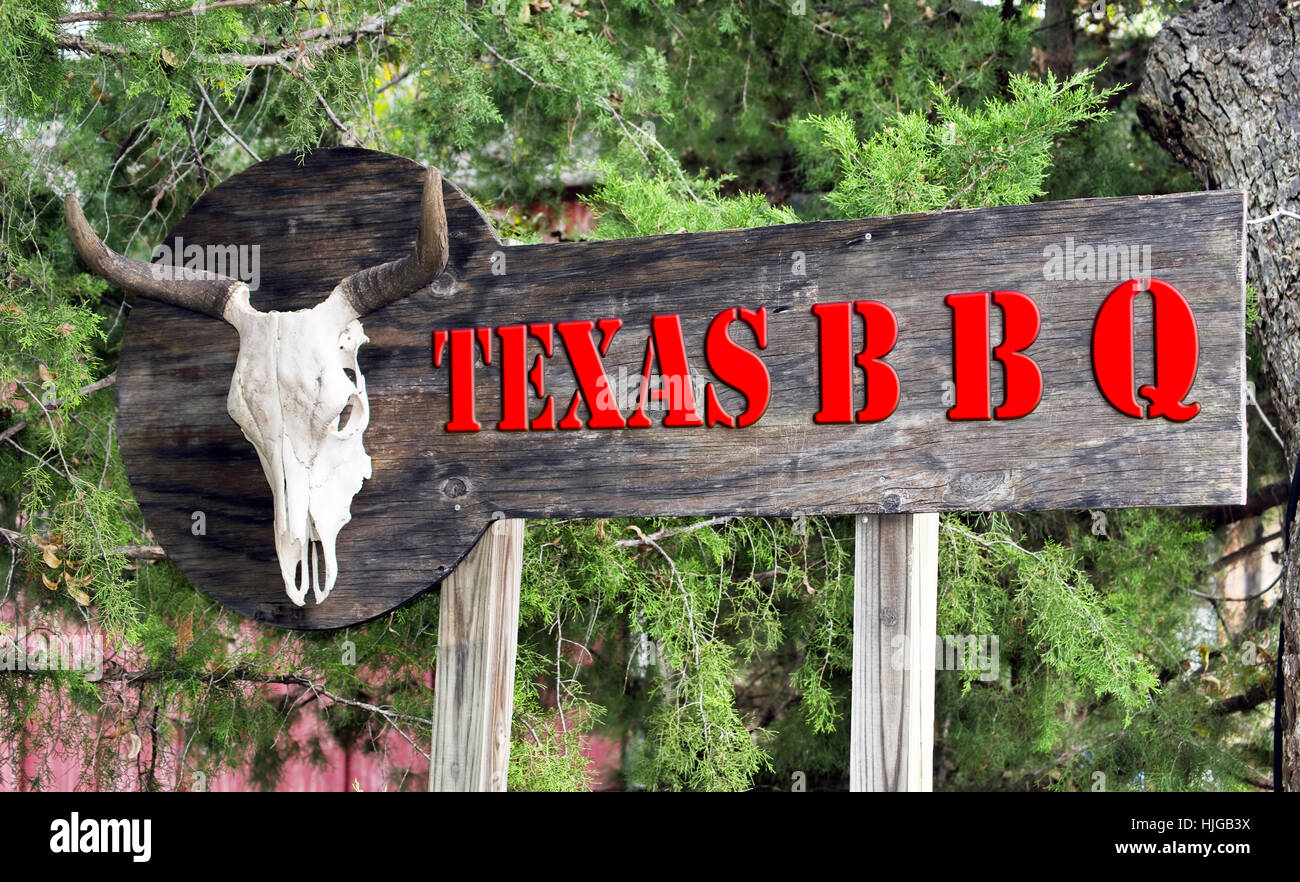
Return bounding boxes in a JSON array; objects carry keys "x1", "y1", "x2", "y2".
[{"x1": 283, "y1": 537, "x2": 335, "y2": 608}]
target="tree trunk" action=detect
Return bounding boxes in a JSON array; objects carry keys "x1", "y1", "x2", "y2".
[
  {"x1": 1137, "y1": 0, "x2": 1300, "y2": 789},
  {"x1": 1041, "y1": 0, "x2": 1078, "y2": 79}
]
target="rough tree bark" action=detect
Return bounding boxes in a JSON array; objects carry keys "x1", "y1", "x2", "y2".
[{"x1": 1137, "y1": 0, "x2": 1300, "y2": 789}]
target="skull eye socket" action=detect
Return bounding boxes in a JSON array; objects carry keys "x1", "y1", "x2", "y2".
[{"x1": 343, "y1": 368, "x2": 357, "y2": 386}]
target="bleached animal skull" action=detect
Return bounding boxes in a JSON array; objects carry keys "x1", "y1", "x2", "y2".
[
  {"x1": 65, "y1": 169, "x2": 448, "y2": 606},
  {"x1": 223, "y1": 287, "x2": 373, "y2": 605}
]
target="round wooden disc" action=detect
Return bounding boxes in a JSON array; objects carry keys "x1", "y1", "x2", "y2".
[{"x1": 117, "y1": 148, "x2": 500, "y2": 629}]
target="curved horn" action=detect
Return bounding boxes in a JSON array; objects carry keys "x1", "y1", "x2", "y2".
[
  {"x1": 64, "y1": 195, "x2": 243, "y2": 321},
  {"x1": 336, "y1": 166, "x2": 448, "y2": 318}
]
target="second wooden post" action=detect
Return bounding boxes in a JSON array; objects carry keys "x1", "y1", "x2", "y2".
[{"x1": 851, "y1": 513, "x2": 939, "y2": 791}]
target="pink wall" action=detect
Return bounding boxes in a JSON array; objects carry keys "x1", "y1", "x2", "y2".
[{"x1": 1, "y1": 614, "x2": 618, "y2": 792}]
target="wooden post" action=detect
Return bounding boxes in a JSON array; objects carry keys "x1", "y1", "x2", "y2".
[
  {"x1": 430, "y1": 518, "x2": 525, "y2": 792},
  {"x1": 851, "y1": 513, "x2": 939, "y2": 792}
]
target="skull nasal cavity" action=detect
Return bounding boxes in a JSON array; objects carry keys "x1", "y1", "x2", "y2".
[
  {"x1": 337, "y1": 393, "x2": 363, "y2": 432},
  {"x1": 343, "y1": 368, "x2": 357, "y2": 385}
]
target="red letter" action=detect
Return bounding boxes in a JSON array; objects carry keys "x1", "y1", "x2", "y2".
[
  {"x1": 433, "y1": 327, "x2": 488, "y2": 432},
  {"x1": 528, "y1": 324, "x2": 555, "y2": 431},
  {"x1": 496, "y1": 324, "x2": 558, "y2": 431},
  {"x1": 946, "y1": 291, "x2": 1042, "y2": 421},
  {"x1": 854, "y1": 301, "x2": 899, "y2": 423},
  {"x1": 946, "y1": 293, "x2": 991, "y2": 420},
  {"x1": 629, "y1": 314, "x2": 704, "y2": 428},
  {"x1": 1092, "y1": 278, "x2": 1199, "y2": 421},
  {"x1": 555, "y1": 319, "x2": 626, "y2": 429},
  {"x1": 812, "y1": 301, "x2": 899, "y2": 424},
  {"x1": 496, "y1": 325, "x2": 529, "y2": 431},
  {"x1": 992, "y1": 291, "x2": 1042, "y2": 420},
  {"x1": 704, "y1": 307, "x2": 771, "y2": 428},
  {"x1": 432, "y1": 330, "x2": 446, "y2": 368},
  {"x1": 812, "y1": 302, "x2": 854, "y2": 424}
]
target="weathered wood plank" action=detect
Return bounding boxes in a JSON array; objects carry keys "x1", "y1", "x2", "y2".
[
  {"x1": 851, "y1": 513, "x2": 939, "y2": 791},
  {"x1": 113, "y1": 148, "x2": 1246, "y2": 627},
  {"x1": 429, "y1": 518, "x2": 523, "y2": 792}
]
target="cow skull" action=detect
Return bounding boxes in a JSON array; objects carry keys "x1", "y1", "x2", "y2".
[
  {"x1": 223, "y1": 287, "x2": 374, "y2": 606},
  {"x1": 65, "y1": 169, "x2": 448, "y2": 606}
]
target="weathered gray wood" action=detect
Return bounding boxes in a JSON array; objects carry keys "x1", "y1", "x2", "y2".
[
  {"x1": 851, "y1": 513, "x2": 938, "y2": 791},
  {"x1": 430, "y1": 518, "x2": 523, "y2": 792},
  {"x1": 113, "y1": 148, "x2": 1246, "y2": 628}
]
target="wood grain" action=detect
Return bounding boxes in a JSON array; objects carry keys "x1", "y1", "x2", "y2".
[
  {"x1": 851, "y1": 513, "x2": 938, "y2": 791},
  {"x1": 115, "y1": 148, "x2": 1246, "y2": 628},
  {"x1": 429, "y1": 518, "x2": 523, "y2": 792}
]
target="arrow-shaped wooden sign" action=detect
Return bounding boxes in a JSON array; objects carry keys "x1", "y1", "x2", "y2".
[{"x1": 108, "y1": 148, "x2": 1244, "y2": 629}]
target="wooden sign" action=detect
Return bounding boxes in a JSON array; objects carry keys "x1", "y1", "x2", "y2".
[{"x1": 104, "y1": 148, "x2": 1244, "y2": 629}]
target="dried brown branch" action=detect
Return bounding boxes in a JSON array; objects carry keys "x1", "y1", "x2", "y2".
[
  {"x1": 0, "y1": 372, "x2": 117, "y2": 447},
  {"x1": 53, "y1": 34, "x2": 135, "y2": 59},
  {"x1": 615, "y1": 515, "x2": 735, "y2": 548},
  {"x1": 1211, "y1": 681, "x2": 1274, "y2": 716},
  {"x1": 196, "y1": 81, "x2": 262, "y2": 163},
  {"x1": 1212, "y1": 530, "x2": 1283, "y2": 572},
  {"x1": 55, "y1": 12, "x2": 395, "y2": 68},
  {"x1": 57, "y1": 0, "x2": 292, "y2": 24},
  {"x1": 1202, "y1": 481, "x2": 1291, "y2": 530},
  {"x1": 314, "y1": 89, "x2": 364, "y2": 146},
  {"x1": 86, "y1": 663, "x2": 431, "y2": 755},
  {"x1": 0, "y1": 526, "x2": 165, "y2": 562}
]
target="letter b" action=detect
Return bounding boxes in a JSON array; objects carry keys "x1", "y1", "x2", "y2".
[{"x1": 946, "y1": 291, "x2": 1042, "y2": 420}]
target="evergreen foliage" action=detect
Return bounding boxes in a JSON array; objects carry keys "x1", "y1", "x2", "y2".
[{"x1": 0, "y1": 0, "x2": 1281, "y2": 791}]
